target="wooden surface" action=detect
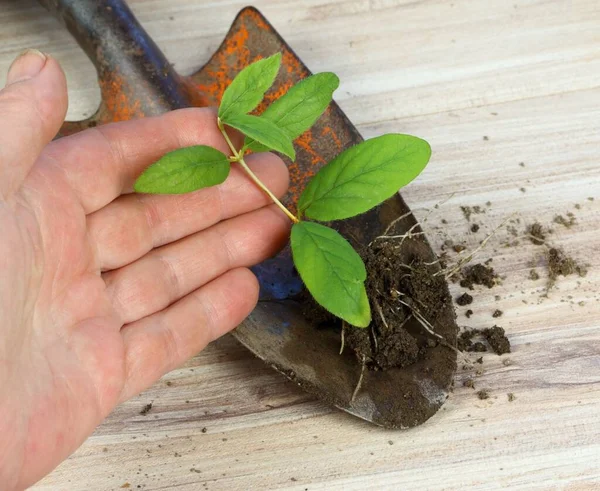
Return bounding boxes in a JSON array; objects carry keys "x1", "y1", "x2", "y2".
[{"x1": 2, "y1": 0, "x2": 600, "y2": 489}]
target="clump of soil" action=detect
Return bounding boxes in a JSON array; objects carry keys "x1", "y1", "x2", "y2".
[
  {"x1": 459, "y1": 263, "x2": 498, "y2": 289},
  {"x1": 345, "y1": 240, "x2": 452, "y2": 370},
  {"x1": 470, "y1": 223, "x2": 480, "y2": 233},
  {"x1": 526, "y1": 222, "x2": 546, "y2": 245},
  {"x1": 456, "y1": 292, "x2": 473, "y2": 306},
  {"x1": 457, "y1": 326, "x2": 510, "y2": 355},
  {"x1": 483, "y1": 326, "x2": 511, "y2": 355},
  {"x1": 302, "y1": 239, "x2": 453, "y2": 372},
  {"x1": 546, "y1": 247, "x2": 587, "y2": 289},
  {"x1": 492, "y1": 309, "x2": 503, "y2": 318}
]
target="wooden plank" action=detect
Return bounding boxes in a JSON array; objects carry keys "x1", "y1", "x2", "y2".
[{"x1": 0, "y1": 0, "x2": 598, "y2": 489}]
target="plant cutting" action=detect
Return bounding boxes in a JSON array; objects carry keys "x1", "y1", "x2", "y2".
[{"x1": 134, "y1": 52, "x2": 432, "y2": 330}]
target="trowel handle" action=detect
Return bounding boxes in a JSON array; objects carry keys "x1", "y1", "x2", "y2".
[{"x1": 38, "y1": 0, "x2": 196, "y2": 118}]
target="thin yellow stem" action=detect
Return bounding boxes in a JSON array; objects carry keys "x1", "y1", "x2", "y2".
[{"x1": 218, "y1": 118, "x2": 299, "y2": 224}]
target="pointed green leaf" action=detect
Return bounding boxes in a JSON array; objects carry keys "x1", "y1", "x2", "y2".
[
  {"x1": 134, "y1": 145, "x2": 230, "y2": 194},
  {"x1": 291, "y1": 221, "x2": 370, "y2": 327},
  {"x1": 298, "y1": 134, "x2": 431, "y2": 221},
  {"x1": 218, "y1": 53, "x2": 282, "y2": 121},
  {"x1": 225, "y1": 114, "x2": 296, "y2": 160},
  {"x1": 245, "y1": 72, "x2": 340, "y2": 152}
]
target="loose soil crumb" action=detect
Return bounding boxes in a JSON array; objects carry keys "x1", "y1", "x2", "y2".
[
  {"x1": 483, "y1": 326, "x2": 511, "y2": 355},
  {"x1": 492, "y1": 309, "x2": 503, "y2": 318},
  {"x1": 140, "y1": 403, "x2": 152, "y2": 416},
  {"x1": 470, "y1": 223, "x2": 480, "y2": 233},
  {"x1": 465, "y1": 309, "x2": 474, "y2": 318},
  {"x1": 463, "y1": 379, "x2": 476, "y2": 389},
  {"x1": 554, "y1": 213, "x2": 577, "y2": 228},
  {"x1": 526, "y1": 222, "x2": 546, "y2": 245},
  {"x1": 508, "y1": 393, "x2": 516, "y2": 402},
  {"x1": 546, "y1": 247, "x2": 588, "y2": 290},
  {"x1": 477, "y1": 390, "x2": 490, "y2": 400},
  {"x1": 459, "y1": 263, "x2": 498, "y2": 289},
  {"x1": 529, "y1": 269, "x2": 540, "y2": 281},
  {"x1": 456, "y1": 292, "x2": 473, "y2": 306},
  {"x1": 453, "y1": 244, "x2": 467, "y2": 253}
]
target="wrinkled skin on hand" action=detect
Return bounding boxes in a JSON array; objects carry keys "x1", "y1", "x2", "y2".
[{"x1": 0, "y1": 50, "x2": 290, "y2": 489}]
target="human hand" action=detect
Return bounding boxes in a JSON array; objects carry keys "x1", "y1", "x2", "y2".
[{"x1": 0, "y1": 50, "x2": 290, "y2": 489}]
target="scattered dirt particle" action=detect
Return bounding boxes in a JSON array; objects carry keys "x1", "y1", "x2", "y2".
[
  {"x1": 441, "y1": 218, "x2": 448, "y2": 224},
  {"x1": 502, "y1": 358, "x2": 512, "y2": 366},
  {"x1": 574, "y1": 204, "x2": 581, "y2": 210},
  {"x1": 470, "y1": 223, "x2": 480, "y2": 233},
  {"x1": 463, "y1": 379, "x2": 476, "y2": 389},
  {"x1": 588, "y1": 197, "x2": 594, "y2": 201},
  {"x1": 121, "y1": 484, "x2": 131, "y2": 489},
  {"x1": 519, "y1": 187, "x2": 526, "y2": 193},
  {"x1": 526, "y1": 222, "x2": 546, "y2": 245},
  {"x1": 507, "y1": 393, "x2": 516, "y2": 402},
  {"x1": 465, "y1": 309, "x2": 474, "y2": 318},
  {"x1": 456, "y1": 292, "x2": 473, "y2": 306},
  {"x1": 477, "y1": 389, "x2": 490, "y2": 400},
  {"x1": 453, "y1": 244, "x2": 467, "y2": 253},
  {"x1": 483, "y1": 326, "x2": 511, "y2": 355},
  {"x1": 140, "y1": 403, "x2": 152, "y2": 416},
  {"x1": 103, "y1": 447, "x2": 108, "y2": 453},
  {"x1": 460, "y1": 263, "x2": 498, "y2": 289},
  {"x1": 554, "y1": 214, "x2": 576, "y2": 228},
  {"x1": 483, "y1": 135, "x2": 489, "y2": 141},
  {"x1": 492, "y1": 309, "x2": 503, "y2": 318},
  {"x1": 529, "y1": 269, "x2": 540, "y2": 281},
  {"x1": 201, "y1": 427, "x2": 207, "y2": 433},
  {"x1": 165, "y1": 381, "x2": 173, "y2": 387},
  {"x1": 190, "y1": 468, "x2": 202, "y2": 473},
  {"x1": 461, "y1": 206, "x2": 472, "y2": 221},
  {"x1": 519, "y1": 162, "x2": 525, "y2": 167}
]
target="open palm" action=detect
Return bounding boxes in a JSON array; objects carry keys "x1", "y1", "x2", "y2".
[{"x1": 0, "y1": 52, "x2": 290, "y2": 489}]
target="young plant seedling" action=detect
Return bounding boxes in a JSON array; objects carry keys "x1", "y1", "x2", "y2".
[{"x1": 135, "y1": 52, "x2": 431, "y2": 328}]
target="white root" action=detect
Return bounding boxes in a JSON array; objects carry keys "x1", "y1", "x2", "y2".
[{"x1": 351, "y1": 355, "x2": 367, "y2": 403}]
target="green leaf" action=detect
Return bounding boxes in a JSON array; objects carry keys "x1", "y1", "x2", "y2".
[
  {"x1": 218, "y1": 53, "x2": 282, "y2": 121},
  {"x1": 298, "y1": 134, "x2": 431, "y2": 221},
  {"x1": 225, "y1": 114, "x2": 296, "y2": 160},
  {"x1": 245, "y1": 72, "x2": 340, "y2": 152},
  {"x1": 291, "y1": 221, "x2": 370, "y2": 327},
  {"x1": 134, "y1": 145, "x2": 230, "y2": 194}
]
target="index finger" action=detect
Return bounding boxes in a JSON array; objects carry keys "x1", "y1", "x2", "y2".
[{"x1": 42, "y1": 107, "x2": 242, "y2": 214}]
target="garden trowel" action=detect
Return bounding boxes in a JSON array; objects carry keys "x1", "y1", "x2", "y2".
[{"x1": 38, "y1": 0, "x2": 457, "y2": 429}]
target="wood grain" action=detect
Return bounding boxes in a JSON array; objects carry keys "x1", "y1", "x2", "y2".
[{"x1": 1, "y1": 0, "x2": 598, "y2": 489}]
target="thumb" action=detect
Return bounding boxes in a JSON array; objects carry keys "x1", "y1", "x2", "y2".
[{"x1": 0, "y1": 49, "x2": 68, "y2": 199}]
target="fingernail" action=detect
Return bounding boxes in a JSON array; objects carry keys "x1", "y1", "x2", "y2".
[{"x1": 6, "y1": 49, "x2": 47, "y2": 86}]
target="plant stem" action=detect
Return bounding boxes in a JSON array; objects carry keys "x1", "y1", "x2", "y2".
[{"x1": 218, "y1": 118, "x2": 299, "y2": 224}]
